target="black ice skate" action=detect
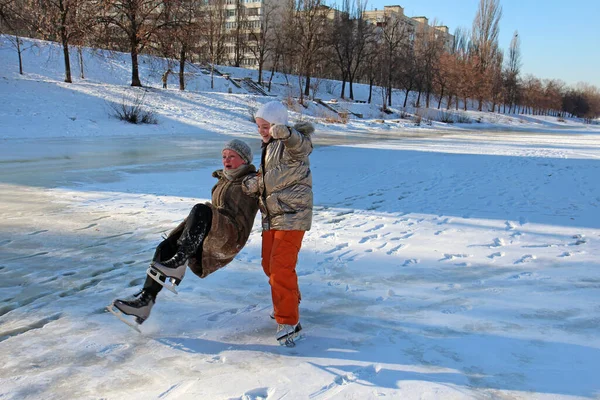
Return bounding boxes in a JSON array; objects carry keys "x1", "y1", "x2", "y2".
[
  {"x1": 276, "y1": 323, "x2": 303, "y2": 347},
  {"x1": 146, "y1": 252, "x2": 187, "y2": 294},
  {"x1": 106, "y1": 290, "x2": 155, "y2": 332}
]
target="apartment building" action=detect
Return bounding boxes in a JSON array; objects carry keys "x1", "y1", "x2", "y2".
[
  {"x1": 223, "y1": 0, "x2": 265, "y2": 67},
  {"x1": 221, "y1": 2, "x2": 454, "y2": 68},
  {"x1": 363, "y1": 5, "x2": 455, "y2": 51}
]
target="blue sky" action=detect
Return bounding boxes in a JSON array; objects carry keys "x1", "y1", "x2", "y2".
[{"x1": 364, "y1": 0, "x2": 600, "y2": 88}]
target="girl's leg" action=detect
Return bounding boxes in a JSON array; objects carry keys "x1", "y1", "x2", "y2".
[
  {"x1": 261, "y1": 230, "x2": 275, "y2": 277},
  {"x1": 266, "y1": 230, "x2": 305, "y2": 326}
]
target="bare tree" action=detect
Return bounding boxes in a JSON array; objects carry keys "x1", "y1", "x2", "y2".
[
  {"x1": 154, "y1": 0, "x2": 204, "y2": 91},
  {"x1": 33, "y1": 0, "x2": 94, "y2": 83},
  {"x1": 200, "y1": 0, "x2": 227, "y2": 88},
  {"x1": 100, "y1": 0, "x2": 167, "y2": 86},
  {"x1": 471, "y1": 0, "x2": 502, "y2": 110},
  {"x1": 378, "y1": 8, "x2": 409, "y2": 107},
  {"x1": 245, "y1": 0, "x2": 279, "y2": 85},
  {"x1": 0, "y1": 0, "x2": 39, "y2": 74},
  {"x1": 327, "y1": 0, "x2": 372, "y2": 100},
  {"x1": 503, "y1": 30, "x2": 520, "y2": 113},
  {"x1": 489, "y1": 48, "x2": 503, "y2": 112},
  {"x1": 288, "y1": 0, "x2": 329, "y2": 102}
]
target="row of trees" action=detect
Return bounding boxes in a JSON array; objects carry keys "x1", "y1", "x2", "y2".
[{"x1": 1, "y1": 0, "x2": 599, "y2": 119}]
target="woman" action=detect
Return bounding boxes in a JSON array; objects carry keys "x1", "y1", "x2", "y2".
[
  {"x1": 108, "y1": 139, "x2": 259, "y2": 330},
  {"x1": 243, "y1": 101, "x2": 314, "y2": 346}
]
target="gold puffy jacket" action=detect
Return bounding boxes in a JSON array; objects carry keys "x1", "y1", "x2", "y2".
[{"x1": 245, "y1": 122, "x2": 314, "y2": 231}]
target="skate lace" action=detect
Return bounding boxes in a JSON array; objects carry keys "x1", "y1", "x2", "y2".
[{"x1": 130, "y1": 290, "x2": 153, "y2": 306}]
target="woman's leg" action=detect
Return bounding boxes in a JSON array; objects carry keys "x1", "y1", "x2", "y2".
[{"x1": 159, "y1": 203, "x2": 212, "y2": 269}]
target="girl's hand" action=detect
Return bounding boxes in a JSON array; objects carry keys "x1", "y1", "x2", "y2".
[{"x1": 270, "y1": 125, "x2": 290, "y2": 140}]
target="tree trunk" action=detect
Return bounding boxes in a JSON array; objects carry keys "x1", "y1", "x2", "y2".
[
  {"x1": 16, "y1": 36, "x2": 23, "y2": 75},
  {"x1": 368, "y1": 77, "x2": 373, "y2": 103},
  {"x1": 403, "y1": 89, "x2": 410, "y2": 108},
  {"x1": 179, "y1": 46, "x2": 186, "y2": 91},
  {"x1": 349, "y1": 77, "x2": 354, "y2": 100},
  {"x1": 130, "y1": 27, "x2": 142, "y2": 87},
  {"x1": 78, "y1": 47, "x2": 85, "y2": 79},
  {"x1": 298, "y1": 74, "x2": 304, "y2": 105},
  {"x1": 130, "y1": 47, "x2": 142, "y2": 87},
  {"x1": 59, "y1": 3, "x2": 72, "y2": 83},
  {"x1": 340, "y1": 77, "x2": 346, "y2": 99},
  {"x1": 268, "y1": 66, "x2": 276, "y2": 92},
  {"x1": 304, "y1": 73, "x2": 311, "y2": 97},
  {"x1": 61, "y1": 40, "x2": 72, "y2": 83},
  {"x1": 258, "y1": 59, "x2": 263, "y2": 86},
  {"x1": 437, "y1": 86, "x2": 444, "y2": 109}
]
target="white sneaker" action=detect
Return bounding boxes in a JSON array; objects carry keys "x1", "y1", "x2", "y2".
[
  {"x1": 269, "y1": 310, "x2": 275, "y2": 320},
  {"x1": 276, "y1": 323, "x2": 302, "y2": 347}
]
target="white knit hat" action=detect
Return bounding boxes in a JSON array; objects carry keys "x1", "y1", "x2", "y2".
[
  {"x1": 223, "y1": 139, "x2": 253, "y2": 164},
  {"x1": 255, "y1": 101, "x2": 288, "y2": 125}
]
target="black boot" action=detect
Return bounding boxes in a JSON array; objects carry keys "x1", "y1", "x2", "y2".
[
  {"x1": 151, "y1": 204, "x2": 212, "y2": 278},
  {"x1": 112, "y1": 289, "x2": 156, "y2": 325},
  {"x1": 154, "y1": 249, "x2": 188, "y2": 270}
]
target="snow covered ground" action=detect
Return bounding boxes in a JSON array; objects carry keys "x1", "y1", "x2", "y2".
[{"x1": 1, "y1": 37, "x2": 600, "y2": 399}]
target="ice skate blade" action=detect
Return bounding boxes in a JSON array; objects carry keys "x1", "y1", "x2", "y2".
[
  {"x1": 146, "y1": 266, "x2": 179, "y2": 294},
  {"x1": 278, "y1": 333, "x2": 303, "y2": 347},
  {"x1": 106, "y1": 304, "x2": 141, "y2": 333},
  {"x1": 277, "y1": 324, "x2": 303, "y2": 347}
]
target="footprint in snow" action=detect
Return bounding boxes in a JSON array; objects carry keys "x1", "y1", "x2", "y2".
[
  {"x1": 514, "y1": 254, "x2": 536, "y2": 264},
  {"x1": 386, "y1": 244, "x2": 406, "y2": 255},
  {"x1": 490, "y1": 238, "x2": 505, "y2": 248},
  {"x1": 238, "y1": 387, "x2": 272, "y2": 400},
  {"x1": 440, "y1": 253, "x2": 471, "y2": 262},
  {"x1": 402, "y1": 258, "x2": 419, "y2": 266},
  {"x1": 570, "y1": 234, "x2": 587, "y2": 246},
  {"x1": 505, "y1": 221, "x2": 517, "y2": 230},
  {"x1": 508, "y1": 272, "x2": 539, "y2": 280},
  {"x1": 323, "y1": 243, "x2": 349, "y2": 254},
  {"x1": 359, "y1": 234, "x2": 378, "y2": 244},
  {"x1": 365, "y1": 224, "x2": 385, "y2": 232},
  {"x1": 488, "y1": 252, "x2": 505, "y2": 260}
]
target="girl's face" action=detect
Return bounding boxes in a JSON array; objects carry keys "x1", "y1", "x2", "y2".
[
  {"x1": 222, "y1": 149, "x2": 245, "y2": 170},
  {"x1": 255, "y1": 117, "x2": 272, "y2": 143}
]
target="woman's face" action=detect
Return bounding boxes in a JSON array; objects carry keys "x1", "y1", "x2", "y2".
[
  {"x1": 222, "y1": 149, "x2": 245, "y2": 170},
  {"x1": 255, "y1": 117, "x2": 272, "y2": 143}
]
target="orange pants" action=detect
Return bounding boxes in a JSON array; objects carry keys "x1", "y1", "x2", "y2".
[{"x1": 261, "y1": 230, "x2": 305, "y2": 325}]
